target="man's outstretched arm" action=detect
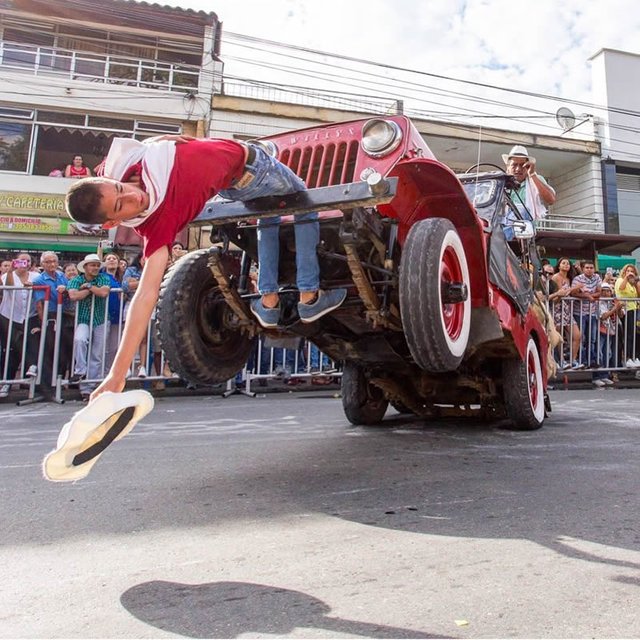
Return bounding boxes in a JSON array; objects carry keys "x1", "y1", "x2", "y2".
[{"x1": 90, "y1": 246, "x2": 169, "y2": 400}]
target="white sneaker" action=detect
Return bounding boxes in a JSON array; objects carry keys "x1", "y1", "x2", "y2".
[
  {"x1": 634, "y1": 359, "x2": 640, "y2": 368},
  {"x1": 26, "y1": 365, "x2": 37, "y2": 377},
  {"x1": 602, "y1": 378, "x2": 614, "y2": 385},
  {"x1": 592, "y1": 379, "x2": 606, "y2": 387},
  {"x1": 626, "y1": 359, "x2": 636, "y2": 368},
  {"x1": 0, "y1": 383, "x2": 9, "y2": 398},
  {"x1": 137, "y1": 366, "x2": 147, "y2": 378}
]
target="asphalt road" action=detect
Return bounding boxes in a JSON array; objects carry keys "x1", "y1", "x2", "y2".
[{"x1": 1, "y1": 389, "x2": 639, "y2": 638}]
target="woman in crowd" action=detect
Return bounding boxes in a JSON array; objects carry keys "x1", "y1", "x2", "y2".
[
  {"x1": 170, "y1": 241, "x2": 187, "y2": 264},
  {"x1": 64, "y1": 155, "x2": 92, "y2": 179},
  {"x1": 101, "y1": 252, "x2": 125, "y2": 372},
  {"x1": 551, "y1": 257, "x2": 584, "y2": 369},
  {"x1": 614, "y1": 263, "x2": 640, "y2": 368},
  {"x1": 122, "y1": 252, "x2": 148, "y2": 378}
]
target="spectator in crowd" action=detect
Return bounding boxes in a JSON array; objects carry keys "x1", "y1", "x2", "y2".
[
  {"x1": 0, "y1": 253, "x2": 40, "y2": 398},
  {"x1": 0, "y1": 258, "x2": 11, "y2": 305},
  {"x1": 502, "y1": 145, "x2": 556, "y2": 239},
  {"x1": 101, "y1": 252, "x2": 125, "y2": 371},
  {"x1": 63, "y1": 262, "x2": 79, "y2": 280},
  {"x1": 122, "y1": 252, "x2": 148, "y2": 378},
  {"x1": 614, "y1": 263, "x2": 640, "y2": 368},
  {"x1": 593, "y1": 282, "x2": 623, "y2": 387},
  {"x1": 32, "y1": 251, "x2": 68, "y2": 399},
  {"x1": 67, "y1": 254, "x2": 110, "y2": 400},
  {"x1": 64, "y1": 134, "x2": 346, "y2": 400},
  {"x1": 551, "y1": 257, "x2": 583, "y2": 370},
  {"x1": 170, "y1": 241, "x2": 187, "y2": 264},
  {"x1": 571, "y1": 260, "x2": 602, "y2": 367},
  {"x1": 64, "y1": 155, "x2": 92, "y2": 179},
  {"x1": 59, "y1": 262, "x2": 79, "y2": 379},
  {"x1": 119, "y1": 257, "x2": 129, "y2": 273}
]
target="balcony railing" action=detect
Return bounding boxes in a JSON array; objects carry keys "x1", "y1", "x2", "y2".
[
  {"x1": 222, "y1": 80, "x2": 400, "y2": 114},
  {"x1": 0, "y1": 41, "x2": 200, "y2": 93},
  {"x1": 537, "y1": 214, "x2": 604, "y2": 234}
]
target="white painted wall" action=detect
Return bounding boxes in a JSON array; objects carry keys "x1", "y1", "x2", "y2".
[{"x1": 552, "y1": 156, "x2": 604, "y2": 223}]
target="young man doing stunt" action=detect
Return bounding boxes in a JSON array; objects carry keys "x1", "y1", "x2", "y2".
[{"x1": 65, "y1": 135, "x2": 346, "y2": 401}]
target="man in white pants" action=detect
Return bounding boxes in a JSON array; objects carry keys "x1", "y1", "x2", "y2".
[{"x1": 67, "y1": 254, "x2": 110, "y2": 400}]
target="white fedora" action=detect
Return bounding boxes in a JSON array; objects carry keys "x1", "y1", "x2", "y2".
[
  {"x1": 502, "y1": 144, "x2": 536, "y2": 165},
  {"x1": 43, "y1": 390, "x2": 154, "y2": 482},
  {"x1": 77, "y1": 253, "x2": 104, "y2": 273}
]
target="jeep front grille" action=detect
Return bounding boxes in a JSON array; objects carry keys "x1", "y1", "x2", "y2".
[{"x1": 280, "y1": 140, "x2": 359, "y2": 188}]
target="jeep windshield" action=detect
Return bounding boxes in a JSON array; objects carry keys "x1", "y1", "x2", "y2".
[{"x1": 459, "y1": 176, "x2": 501, "y2": 225}]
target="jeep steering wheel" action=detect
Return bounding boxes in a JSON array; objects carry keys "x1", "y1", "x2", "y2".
[{"x1": 464, "y1": 163, "x2": 504, "y2": 173}]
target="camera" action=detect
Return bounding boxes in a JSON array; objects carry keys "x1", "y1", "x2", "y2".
[
  {"x1": 628, "y1": 275, "x2": 637, "y2": 285},
  {"x1": 12, "y1": 258, "x2": 28, "y2": 269}
]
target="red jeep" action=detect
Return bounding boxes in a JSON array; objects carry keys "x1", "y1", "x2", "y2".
[{"x1": 157, "y1": 116, "x2": 550, "y2": 430}]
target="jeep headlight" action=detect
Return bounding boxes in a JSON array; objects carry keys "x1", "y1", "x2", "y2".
[{"x1": 361, "y1": 119, "x2": 403, "y2": 158}]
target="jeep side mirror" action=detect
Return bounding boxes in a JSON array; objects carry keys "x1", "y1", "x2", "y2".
[{"x1": 512, "y1": 219, "x2": 535, "y2": 240}]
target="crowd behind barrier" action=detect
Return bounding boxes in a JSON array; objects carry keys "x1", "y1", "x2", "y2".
[
  {"x1": 2, "y1": 283, "x2": 640, "y2": 403},
  {"x1": 548, "y1": 294, "x2": 640, "y2": 385}
]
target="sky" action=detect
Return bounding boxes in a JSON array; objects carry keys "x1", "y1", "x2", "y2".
[{"x1": 168, "y1": 0, "x2": 640, "y2": 135}]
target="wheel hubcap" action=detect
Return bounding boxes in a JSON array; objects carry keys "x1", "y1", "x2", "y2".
[{"x1": 441, "y1": 246, "x2": 465, "y2": 340}]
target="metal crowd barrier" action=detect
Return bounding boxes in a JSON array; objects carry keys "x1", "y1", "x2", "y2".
[
  {"x1": 0, "y1": 284, "x2": 51, "y2": 405},
  {"x1": 2, "y1": 284, "x2": 637, "y2": 402}
]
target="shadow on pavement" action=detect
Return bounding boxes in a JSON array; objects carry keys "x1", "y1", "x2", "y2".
[{"x1": 120, "y1": 580, "x2": 444, "y2": 639}]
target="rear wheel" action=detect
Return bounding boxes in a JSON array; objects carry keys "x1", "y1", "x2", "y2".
[
  {"x1": 341, "y1": 362, "x2": 389, "y2": 425},
  {"x1": 503, "y1": 337, "x2": 545, "y2": 430},
  {"x1": 399, "y1": 218, "x2": 471, "y2": 372},
  {"x1": 157, "y1": 249, "x2": 255, "y2": 385}
]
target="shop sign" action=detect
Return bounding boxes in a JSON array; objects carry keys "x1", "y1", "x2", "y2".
[
  {"x1": 0, "y1": 214, "x2": 73, "y2": 235},
  {"x1": 0, "y1": 191, "x2": 66, "y2": 215}
]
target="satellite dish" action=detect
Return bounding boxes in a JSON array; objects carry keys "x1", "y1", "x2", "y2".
[{"x1": 556, "y1": 107, "x2": 577, "y2": 131}]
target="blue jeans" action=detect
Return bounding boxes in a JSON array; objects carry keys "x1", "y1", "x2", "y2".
[
  {"x1": 219, "y1": 145, "x2": 320, "y2": 294},
  {"x1": 574, "y1": 313, "x2": 599, "y2": 366},
  {"x1": 594, "y1": 332, "x2": 615, "y2": 380}
]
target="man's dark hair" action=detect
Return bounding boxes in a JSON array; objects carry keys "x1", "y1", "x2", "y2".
[{"x1": 65, "y1": 178, "x2": 109, "y2": 225}]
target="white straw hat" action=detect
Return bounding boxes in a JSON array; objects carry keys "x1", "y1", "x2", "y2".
[
  {"x1": 502, "y1": 144, "x2": 536, "y2": 165},
  {"x1": 43, "y1": 390, "x2": 154, "y2": 482},
  {"x1": 77, "y1": 253, "x2": 104, "y2": 273}
]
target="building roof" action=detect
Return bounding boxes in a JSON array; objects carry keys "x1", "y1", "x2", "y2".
[{"x1": 0, "y1": 0, "x2": 219, "y2": 38}]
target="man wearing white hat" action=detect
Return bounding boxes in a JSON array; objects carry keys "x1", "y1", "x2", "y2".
[
  {"x1": 502, "y1": 145, "x2": 556, "y2": 239},
  {"x1": 67, "y1": 254, "x2": 111, "y2": 399}
]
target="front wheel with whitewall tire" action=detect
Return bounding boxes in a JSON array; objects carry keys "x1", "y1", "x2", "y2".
[{"x1": 399, "y1": 217, "x2": 471, "y2": 372}]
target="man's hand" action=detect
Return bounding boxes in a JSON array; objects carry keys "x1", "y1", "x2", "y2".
[
  {"x1": 90, "y1": 372, "x2": 126, "y2": 401},
  {"x1": 525, "y1": 159, "x2": 537, "y2": 176}
]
